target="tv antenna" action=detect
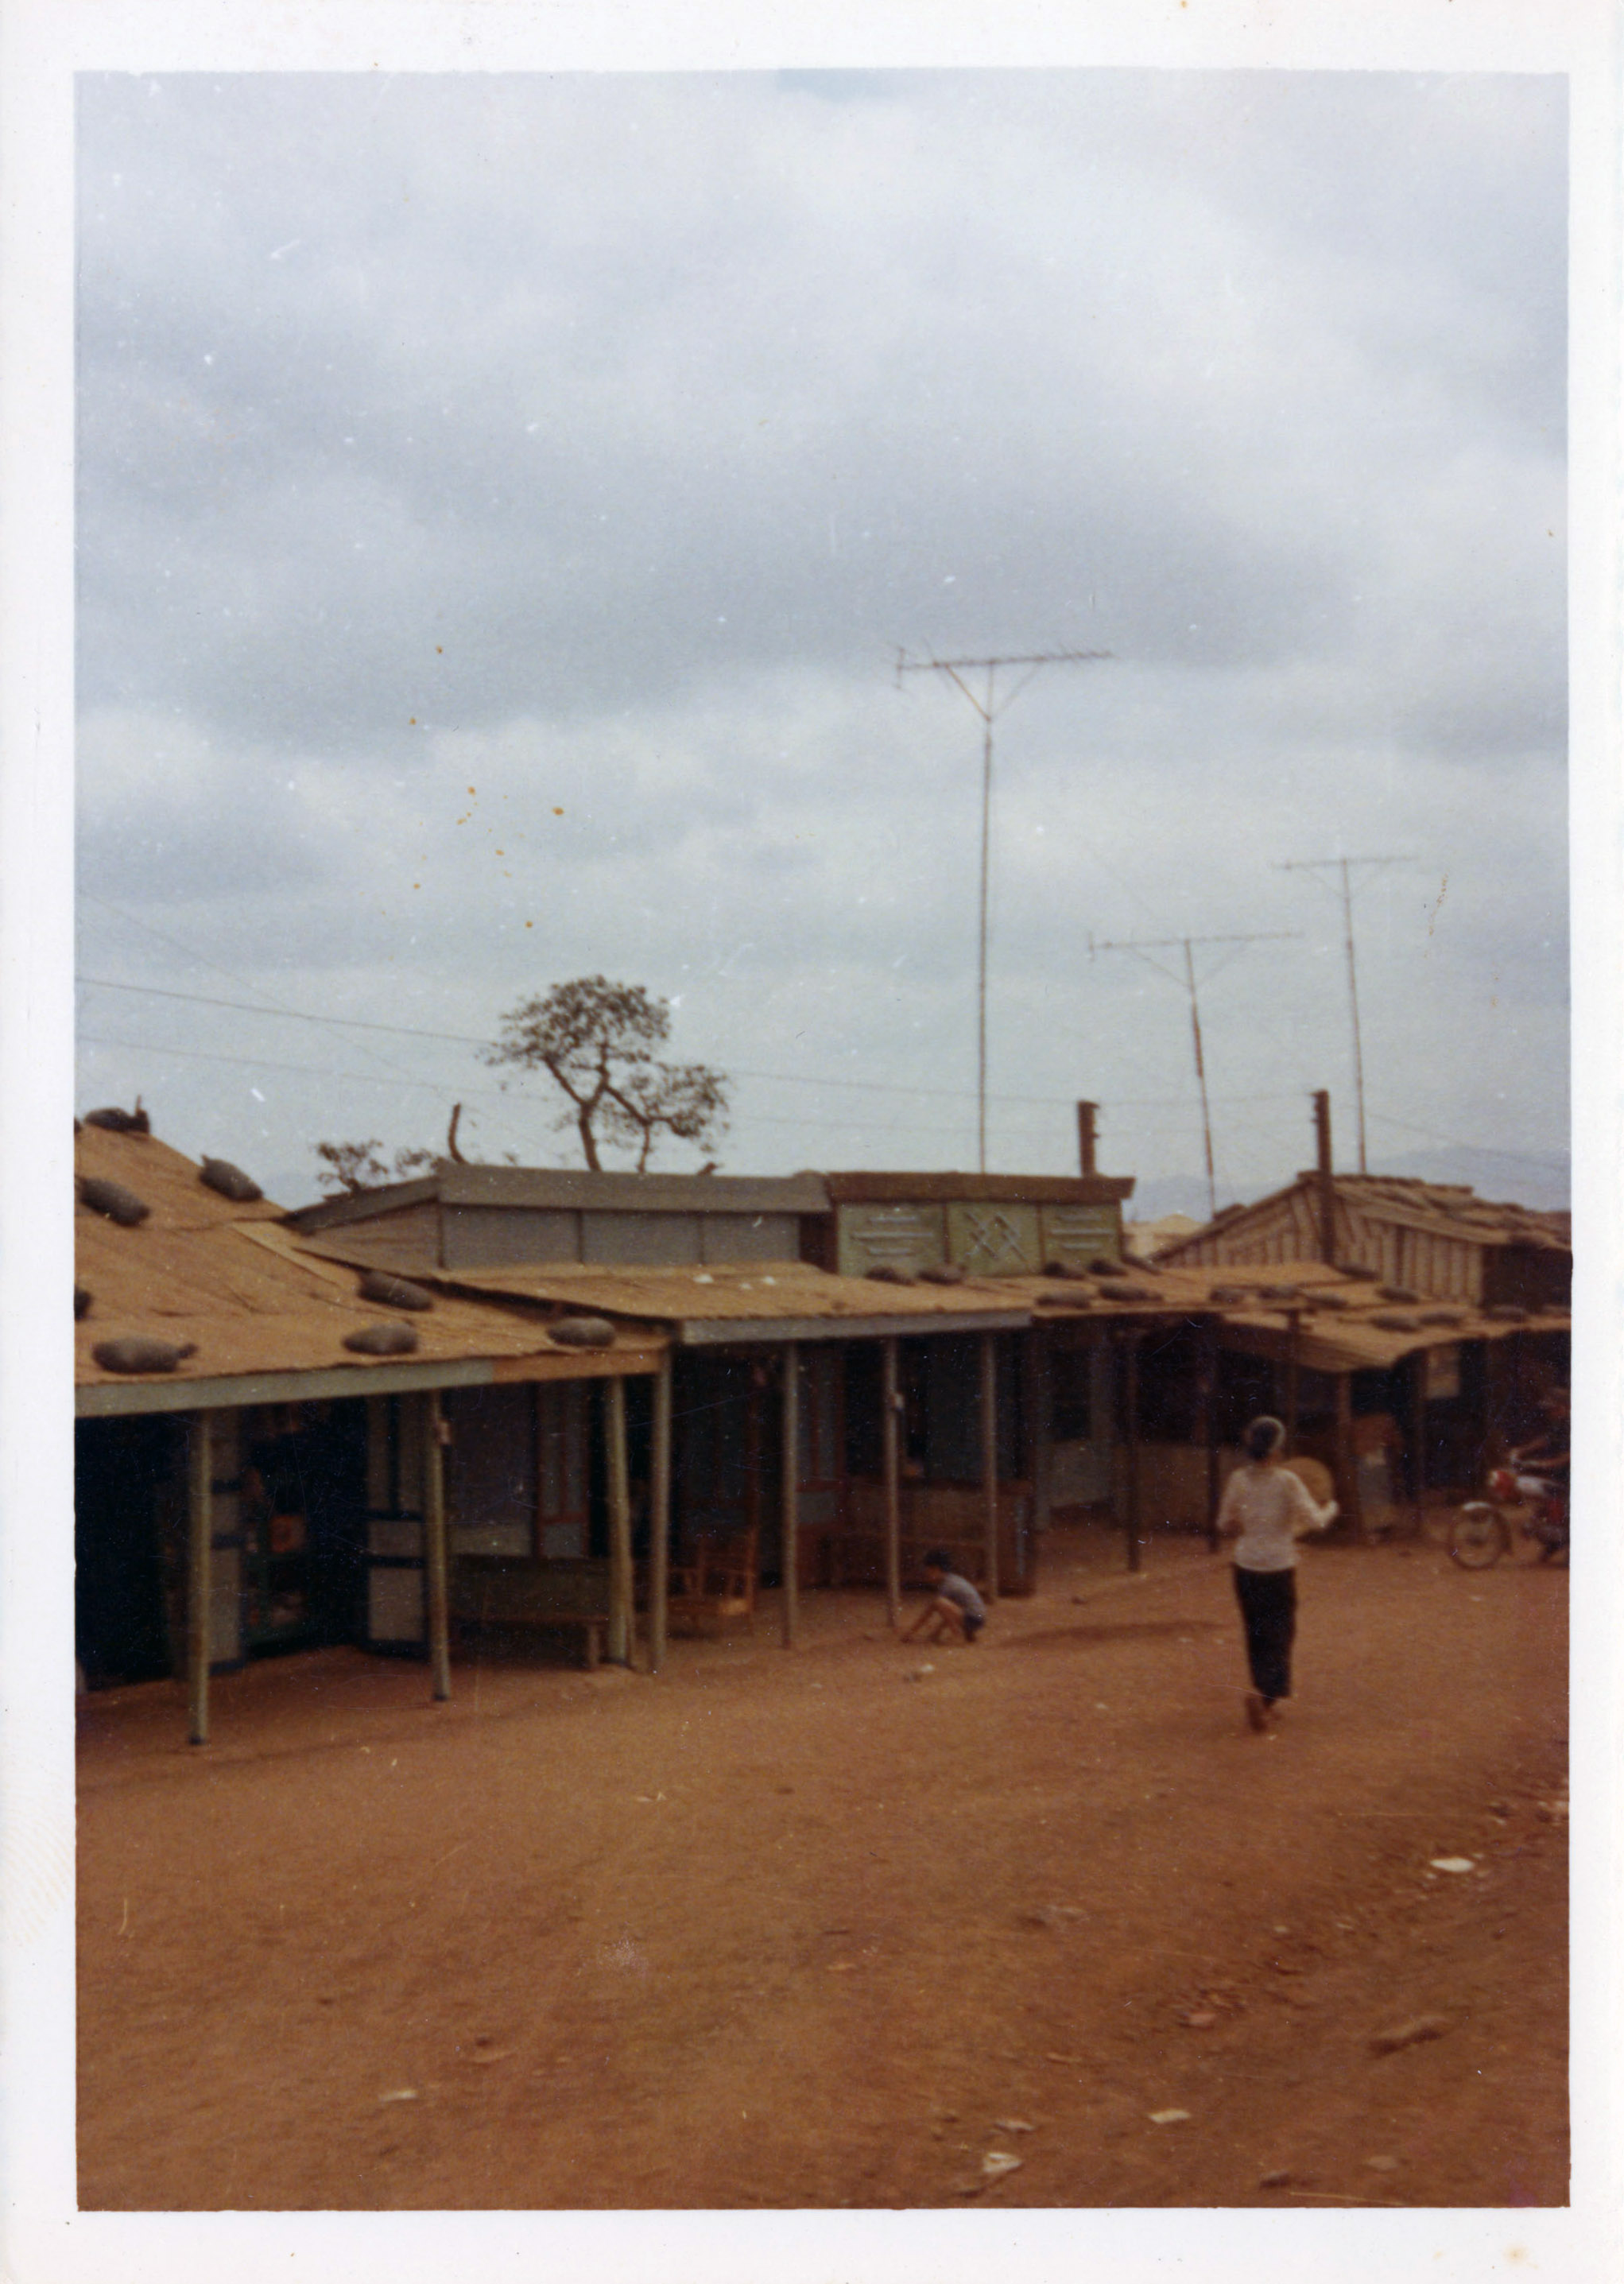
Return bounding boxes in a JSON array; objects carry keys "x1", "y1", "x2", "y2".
[
  {"x1": 1277, "y1": 855, "x2": 1412, "y2": 1175},
  {"x1": 1089, "y1": 929, "x2": 1300, "y2": 1218},
  {"x1": 895, "y1": 646, "x2": 1110, "y2": 1170}
]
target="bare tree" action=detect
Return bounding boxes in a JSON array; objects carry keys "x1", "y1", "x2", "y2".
[
  {"x1": 484, "y1": 975, "x2": 730, "y2": 1173},
  {"x1": 313, "y1": 1139, "x2": 436, "y2": 1196}
]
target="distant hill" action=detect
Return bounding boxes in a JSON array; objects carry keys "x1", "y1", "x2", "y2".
[
  {"x1": 1366, "y1": 1147, "x2": 1569, "y2": 1213},
  {"x1": 1128, "y1": 1149, "x2": 1569, "y2": 1227},
  {"x1": 1127, "y1": 1175, "x2": 1238, "y2": 1223}
]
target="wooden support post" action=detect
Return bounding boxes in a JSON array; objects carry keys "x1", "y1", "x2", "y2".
[
  {"x1": 649, "y1": 1356, "x2": 672, "y2": 1675},
  {"x1": 186, "y1": 1410, "x2": 212, "y2": 1747},
  {"x1": 981, "y1": 1331, "x2": 1000, "y2": 1601},
  {"x1": 423, "y1": 1390, "x2": 452, "y2": 1702},
  {"x1": 1027, "y1": 1328, "x2": 1052, "y2": 1585},
  {"x1": 1333, "y1": 1371, "x2": 1363, "y2": 1541},
  {"x1": 1410, "y1": 1351, "x2": 1428, "y2": 1537},
  {"x1": 1122, "y1": 1333, "x2": 1142, "y2": 1572},
  {"x1": 882, "y1": 1338, "x2": 901, "y2": 1629},
  {"x1": 1285, "y1": 1312, "x2": 1301, "y2": 1447},
  {"x1": 1486, "y1": 1332, "x2": 1510, "y2": 1464},
  {"x1": 781, "y1": 1342, "x2": 800, "y2": 1650},
  {"x1": 1313, "y1": 1089, "x2": 1337, "y2": 1264},
  {"x1": 606, "y1": 1375, "x2": 634, "y2": 1666},
  {"x1": 1483, "y1": 1335, "x2": 1501, "y2": 1464},
  {"x1": 1203, "y1": 1323, "x2": 1223, "y2": 1553},
  {"x1": 1076, "y1": 1099, "x2": 1099, "y2": 1177}
]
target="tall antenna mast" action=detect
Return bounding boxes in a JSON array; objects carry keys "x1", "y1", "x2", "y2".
[
  {"x1": 1089, "y1": 929, "x2": 1300, "y2": 1218},
  {"x1": 896, "y1": 646, "x2": 1110, "y2": 1170},
  {"x1": 1277, "y1": 855, "x2": 1410, "y2": 1176}
]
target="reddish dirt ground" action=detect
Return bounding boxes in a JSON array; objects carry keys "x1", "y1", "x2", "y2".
[{"x1": 76, "y1": 1525, "x2": 1568, "y2": 2211}]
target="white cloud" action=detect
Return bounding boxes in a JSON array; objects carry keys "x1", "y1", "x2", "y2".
[{"x1": 74, "y1": 69, "x2": 1567, "y2": 1202}]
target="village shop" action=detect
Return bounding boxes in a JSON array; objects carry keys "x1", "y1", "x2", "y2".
[
  {"x1": 287, "y1": 1164, "x2": 1145, "y2": 1631},
  {"x1": 75, "y1": 1123, "x2": 666, "y2": 1741},
  {"x1": 1015, "y1": 1258, "x2": 1570, "y2": 1544}
]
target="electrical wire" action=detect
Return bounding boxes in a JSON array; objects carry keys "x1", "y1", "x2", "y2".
[
  {"x1": 75, "y1": 1033, "x2": 991, "y2": 1142},
  {"x1": 1364, "y1": 1109, "x2": 1568, "y2": 1173},
  {"x1": 74, "y1": 977, "x2": 1306, "y2": 1111}
]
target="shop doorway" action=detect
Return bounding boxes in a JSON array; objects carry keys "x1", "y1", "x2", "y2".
[
  {"x1": 240, "y1": 1403, "x2": 368, "y2": 1654},
  {"x1": 76, "y1": 1415, "x2": 182, "y2": 1687}
]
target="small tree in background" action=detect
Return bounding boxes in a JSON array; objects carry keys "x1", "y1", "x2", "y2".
[
  {"x1": 313, "y1": 1139, "x2": 437, "y2": 1196},
  {"x1": 485, "y1": 975, "x2": 729, "y2": 1173}
]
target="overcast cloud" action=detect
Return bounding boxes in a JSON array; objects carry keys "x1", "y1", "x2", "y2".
[{"x1": 75, "y1": 69, "x2": 1568, "y2": 1209}]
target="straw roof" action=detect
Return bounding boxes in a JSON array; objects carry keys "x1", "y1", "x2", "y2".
[{"x1": 75, "y1": 1126, "x2": 666, "y2": 1394}]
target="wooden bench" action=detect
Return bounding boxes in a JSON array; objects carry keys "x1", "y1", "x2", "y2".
[
  {"x1": 451, "y1": 1556, "x2": 612, "y2": 1669},
  {"x1": 668, "y1": 1530, "x2": 758, "y2": 1634},
  {"x1": 823, "y1": 1481, "x2": 1033, "y2": 1591}
]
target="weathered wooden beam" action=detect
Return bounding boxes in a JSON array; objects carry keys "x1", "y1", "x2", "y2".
[
  {"x1": 676, "y1": 1309, "x2": 1027, "y2": 1348},
  {"x1": 605, "y1": 1375, "x2": 634, "y2": 1666},
  {"x1": 423, "y1": 1391, "x2": 452, "y2": 1702},
  {"x1": 79, "y1": 1355, "x2": 498, "y2": 1419},
  {"x1": 186, "y1": 1411, "x2": 212, "y2": 1746},
  {"x1": 1122, "y1": 1332, "x2": 1142, "y2": 1573},
  {"x1": 780, "y1": 1343, "x2": 800, "y2": 1649},
  {"x1": 1203, "y1": 1322, "x2": 1223, "y2": 1553},
  {"x1": 1285, "y1": 1310, "x2": 1301, "y2": 1445},
  {"x1": 882, "y1": 1338, "x2": 901, "y2": 1630},
  {"x1": 1410, "y1": 1351, "x2": 1428, "y2": 1537},
  {"x1": 649, "y1": 1356, "x2": 672, "y2": 1675},
  {"x1": 1027, "y1": 1326, "x2": 1052, "y2": 1580},
  {"x1": 981, "y1": 1331, "x2": 1000, "y2": 1601},
  {"x1": 1333, "y1": 1370, "x2": 1363, "y2": 1541}
]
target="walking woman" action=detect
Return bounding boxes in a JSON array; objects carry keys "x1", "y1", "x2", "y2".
[{"x1": 1215, "y1": 1415, "x2": 1339, "y2": 1732}]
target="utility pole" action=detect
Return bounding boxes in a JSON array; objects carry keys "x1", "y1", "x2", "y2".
[
  {"x1": 1090, "y1": 929, "x2": 1300, "y2": 1219},
  {"x1": 1278, "y1": 855, "x2": 1411, "y2": 1176},
  {"x1": 1076, "y1": 1099, "x2": 1099, "y2": 1177},
  {"x1": 896, "y1": 646, "x2": 1110, "y2": 1171},
  {"x1": 1312, "y1": 1088, "x2": 1337, "y2": 1263}
]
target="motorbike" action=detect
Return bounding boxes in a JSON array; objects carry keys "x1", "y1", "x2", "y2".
[{"x1": 1448, "y1": 1460, "x2": 1568, "y2": 1570}]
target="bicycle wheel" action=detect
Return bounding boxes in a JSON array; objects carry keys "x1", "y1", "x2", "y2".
[{"x1": 1449, "y1": 1504, "x2": 1507, "y2": 1569}]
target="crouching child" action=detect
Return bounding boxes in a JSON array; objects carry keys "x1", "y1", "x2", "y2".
[{"x1": 898, "y1": 1549, "x2": 986, "y2": 1646}]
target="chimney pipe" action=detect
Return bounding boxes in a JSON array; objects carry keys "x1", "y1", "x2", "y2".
[
  {"x1": 1313, "y1": 1089, "x2": 1336, "y2": 1264},
  {"x1": 1076, "y1": 1100, "x2": 1099, "y2": 1178}
]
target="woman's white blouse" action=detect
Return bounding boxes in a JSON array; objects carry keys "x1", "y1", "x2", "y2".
[{"x1": 1217, "y1": 1462, "x2": 1335, "y2": 1572}]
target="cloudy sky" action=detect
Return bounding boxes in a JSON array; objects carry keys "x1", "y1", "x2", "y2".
[{"x1": 74, "y1": 68, "x2": 1568, "y2": 1212}]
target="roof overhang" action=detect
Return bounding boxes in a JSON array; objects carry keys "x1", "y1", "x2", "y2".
[
  {"x1": 76, "y1": 1338, "x2": 669, "y2": 1417},
  {"x1": 677, "y1": 1309, "x2": 1031, "y2": 1347}
]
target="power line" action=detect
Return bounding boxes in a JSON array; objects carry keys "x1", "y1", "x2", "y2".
[
  {"x1": 77, "y1": 892, "x2": 478, "y2": 1111},
  {"x1": 76, "y1": 975, "x2": 1307, "y2": 1110},
  {"x1": 73, "y1": 1033, "x2": 1001, "y2": 1142},
  {"x1": 78, "y1": 975, "x2": 489, "y2": 1045},
  {"x1": 894, "y1": 643, "x2": 1111, "y2": 1170},
  {"x1": 1365, "y1": 1108, "x2": 1568, "y2": 1173}
]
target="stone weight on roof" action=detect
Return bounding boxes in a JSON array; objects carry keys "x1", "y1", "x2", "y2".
[
  {"x1": 342, "y1": 1321, "x2": 421, "y2": 1357},
  {"x1": 357, "y1": 1269, "x2": 436, "y2": 1311},
  {"x1": 79, "y1": 1177, "x2": 151, "y2": 1227},
  {"x1": 199, "y1": 1158, "x2": 264, "y2": 1204},
  {"x1": 92, "y1": 1336, "x2": 196, "y2": 1375}
]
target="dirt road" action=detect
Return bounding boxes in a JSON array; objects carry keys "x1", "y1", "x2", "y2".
[{"x1": 77, "y1": 1528, "x2": 1568, "y2": 2210}]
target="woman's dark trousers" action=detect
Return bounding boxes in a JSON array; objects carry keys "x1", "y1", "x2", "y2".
[{"x1": 1233, "y1": 1565, "x2": 1297, "y2": 1702}]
